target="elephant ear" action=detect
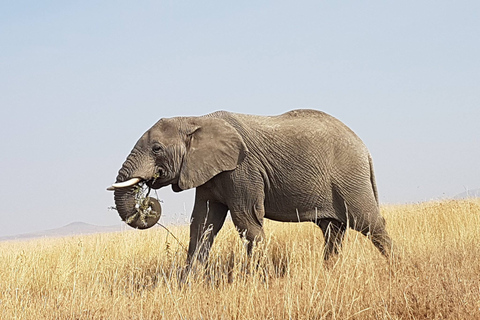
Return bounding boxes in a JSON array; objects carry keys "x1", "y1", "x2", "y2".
[{"x1": 178, "y1": 117, "x2": 247, "y2": 190}]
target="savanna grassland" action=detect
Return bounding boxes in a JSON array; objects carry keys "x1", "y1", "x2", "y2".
[{"x1": 1, "y1": 200, "x2": 479, "y2": 319}]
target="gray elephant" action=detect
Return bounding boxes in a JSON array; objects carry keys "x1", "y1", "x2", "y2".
[{"x1": 107, "y1": 109, "x2": 392, "y2": 263}]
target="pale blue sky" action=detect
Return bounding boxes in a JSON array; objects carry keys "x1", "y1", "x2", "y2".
[{"x1": 1, "y1": 1, "x2": 479, "y2": 237}]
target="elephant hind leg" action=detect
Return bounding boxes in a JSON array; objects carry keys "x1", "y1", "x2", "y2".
[
  {"x1": 317, "y1": 219, "x2": 346, "y2": 261},
  {"x1": 346, "y1": 201, "x2": 392, "y2": 258},
  {"x1": 364, "y1": 225, "x2": 392, "y2": 258},
  {"x1": 336, "y1": 186, "x2": 392, "y2": 258}
]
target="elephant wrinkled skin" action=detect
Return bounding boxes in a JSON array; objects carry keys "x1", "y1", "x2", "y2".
[{"x1": 108, "y1": 109, "x2": 392, "y2": 263}]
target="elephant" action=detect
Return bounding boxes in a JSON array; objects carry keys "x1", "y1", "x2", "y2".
[{"x1": 107, "y1": 109, "x2": 392, "y2": 263}]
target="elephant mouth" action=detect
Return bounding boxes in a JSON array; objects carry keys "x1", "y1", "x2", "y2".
[{"x1": 146, "y1": 177, "x2": 167, "y2": 189}]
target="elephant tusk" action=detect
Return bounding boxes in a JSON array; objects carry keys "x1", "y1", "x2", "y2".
[{"x1": 106, "y1": 177, "x2": 141, "y2": 191}]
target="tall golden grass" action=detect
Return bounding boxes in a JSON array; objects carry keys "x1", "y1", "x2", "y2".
[{"x1": 1, "y1": 199, "x2": 479, "y2": 319}]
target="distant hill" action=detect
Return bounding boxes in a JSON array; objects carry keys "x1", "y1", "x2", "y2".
[
  {"x1": 0, "y1": 222, "x2": 128, "y2": 242},
  {"x1": 454, "y1": 188, "x2": 480, "y2": 199}
]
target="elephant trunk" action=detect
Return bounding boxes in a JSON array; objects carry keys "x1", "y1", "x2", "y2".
[
  {"x1": 112, "y1": 152, "x2": 161, "y2": 229},
  {"x1": 114, "y1": 186, "x2": 137, "y2": 224},
  {"x1": 113, "y1": 185, "x2": 161, "y2": 229}
]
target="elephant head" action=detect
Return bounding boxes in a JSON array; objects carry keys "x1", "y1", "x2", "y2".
[{"x1": 107, "y1": 116, "x2": 247, "y2": 229}]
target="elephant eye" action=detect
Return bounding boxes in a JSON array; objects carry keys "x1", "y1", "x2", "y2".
[{"x1": 152, "y1": 144, "x2": 163, "y2": 153}]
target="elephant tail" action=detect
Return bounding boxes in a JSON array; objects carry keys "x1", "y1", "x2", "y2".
[{"x1": 368, "y1": 154, "x2": 379, "y2": 206}]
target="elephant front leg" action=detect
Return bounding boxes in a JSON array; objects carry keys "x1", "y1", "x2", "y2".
[
  {"x1": 230, "y1": 201, "x2": 265, "y2": 255},
  {"x1": 187, "y1": 196, "x2": 228, "y2": 265}
]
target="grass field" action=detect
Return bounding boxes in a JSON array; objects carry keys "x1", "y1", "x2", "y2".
[{"x1": 1, "y1": 199, "x2": 479, "y2": 319}]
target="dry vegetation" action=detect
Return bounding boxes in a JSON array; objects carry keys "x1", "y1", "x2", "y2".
[{"x1": 1, "y1": 199, "x2": 479, "y2": 319}]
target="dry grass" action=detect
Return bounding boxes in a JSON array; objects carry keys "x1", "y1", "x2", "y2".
[{"x1": 1, "y1": 199, "x2": 479, "y2": 319}]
